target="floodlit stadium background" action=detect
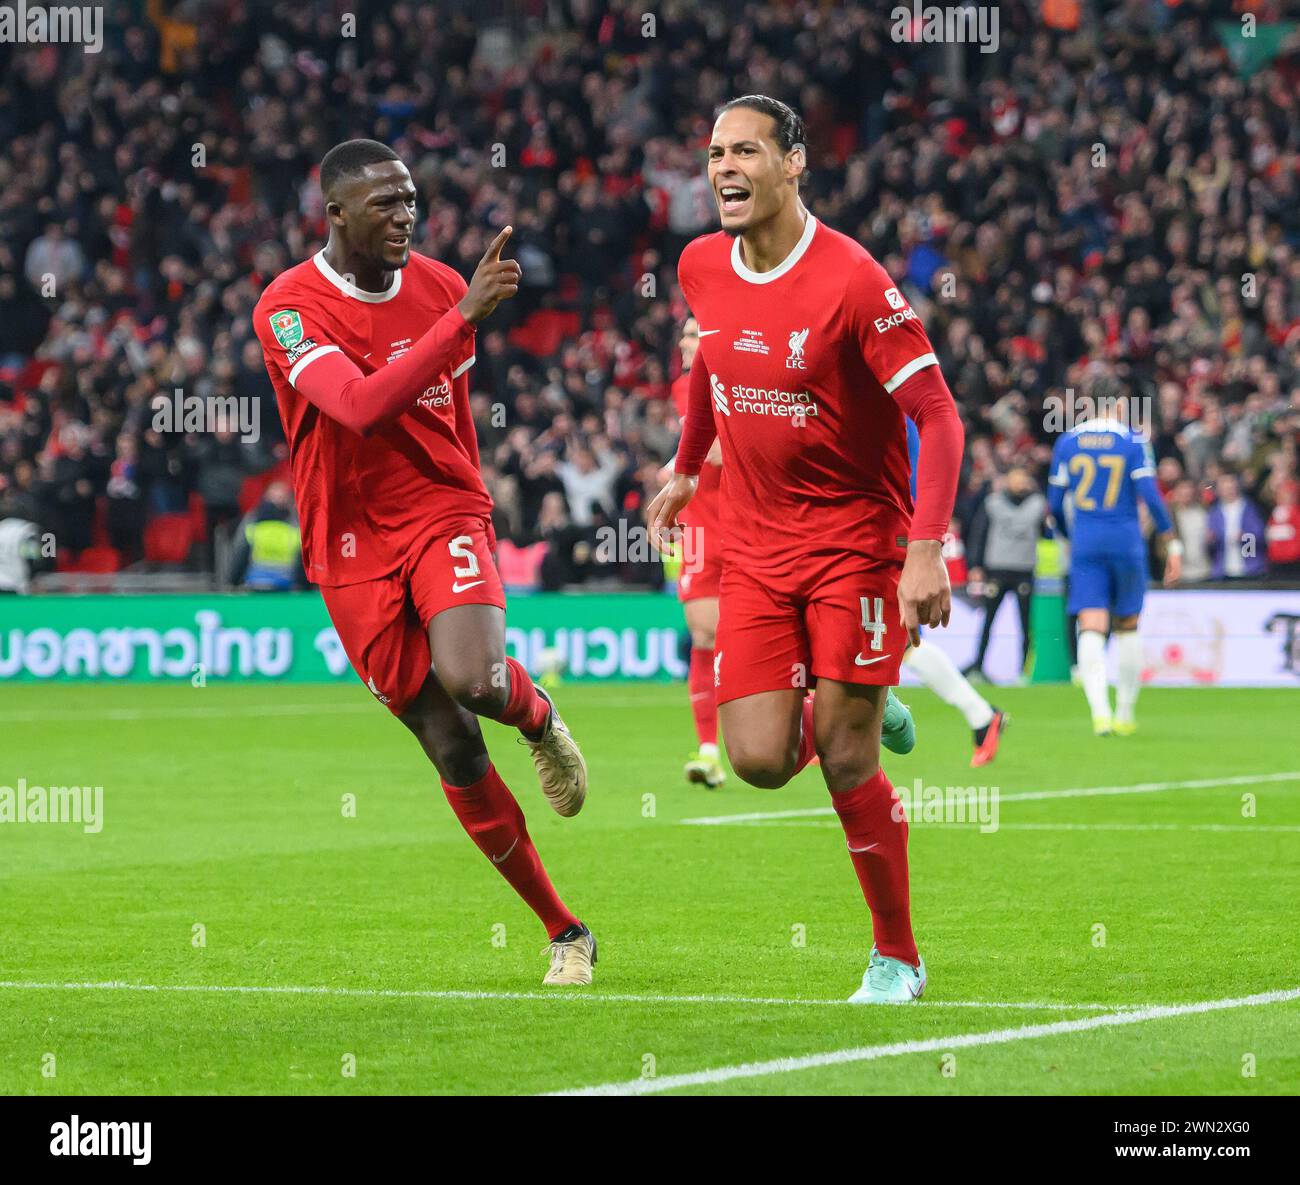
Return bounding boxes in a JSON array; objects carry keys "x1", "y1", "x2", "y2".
[{"x1": 1, "y1": 0, "x2": 1298, "y2": 684}]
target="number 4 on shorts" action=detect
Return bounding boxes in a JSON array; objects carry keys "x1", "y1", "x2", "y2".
[{"x1": 860, "y1": 596, "x2": 887, "y2": 653}]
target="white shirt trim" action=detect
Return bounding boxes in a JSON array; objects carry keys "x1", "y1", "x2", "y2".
[
  {"x1": 883, "y1": 352, "x2": 938, "y2": 394},
  {"x1": 289, "y1": 343, "x2": 341, "y2": 387},
  {"x1": 730, "y1": 213, "x2": 818, "y2": 284},
  {"x1": 452, "y1": 354, "x2": 476, "y2": 379},
  {"x1": 1131, "y1": 467, "x2": 1154, "y2": 478},
  {"x1": 1072, "y1": 417, "x2": 1127, "y2": 434},
  {"x1": 312, "y1": 251, "x2": 403, "y2": 303}
]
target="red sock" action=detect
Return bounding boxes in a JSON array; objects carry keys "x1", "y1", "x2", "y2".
[
  {"x1": 793, "y1": 692, "x2": 817, "y2": 775},
  {"x1": 830, "y1": 769, "x2": 918, "y2": 965},
  {"x1": 498, "y1": 656, "x2": 550, "y2": 737},
  {"x1": 442, "y1": 764, "x2": 579, "y2": 939},
  {"x1": 687, "y1": 647, "x2": 718, "y2": 746}
]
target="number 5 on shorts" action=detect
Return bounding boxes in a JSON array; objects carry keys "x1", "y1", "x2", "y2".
[{"x1": 449, "y1": 535, "x2": 480, "y2": 579}]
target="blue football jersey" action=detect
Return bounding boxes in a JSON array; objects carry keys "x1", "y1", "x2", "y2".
[
  {"x1": 906, "y1": 416, "x2": 920, "y2": 499},
  {"x1": 1048, "y1": 419, "x2": 1172, "y2": 556}
]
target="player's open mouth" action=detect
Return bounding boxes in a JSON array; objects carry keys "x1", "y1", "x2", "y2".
[
  {"x1": 386, "y1": 234, "x2": 409, "y2": 247},
  {"x1": 718, "y1": 186, "x2": 750, "y2": 214}
]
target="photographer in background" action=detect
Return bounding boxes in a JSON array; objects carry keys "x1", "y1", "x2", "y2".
[{"x1": 965, "y1": 468, "x2": 1048, "y2": 682}]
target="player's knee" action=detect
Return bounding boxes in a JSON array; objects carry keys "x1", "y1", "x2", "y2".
[
  {"x1": 446, "y1": 674, "x2": 509, "y2": 720},
  {"x1": 690, "y1": 627, "x2": 716, "y2": 650},
  {"x1": 817, "y1": 750, "x2": 879, "y2": 792},
  {"x1": 729, "y1": 743, "x2": 795, "y2": 790}
]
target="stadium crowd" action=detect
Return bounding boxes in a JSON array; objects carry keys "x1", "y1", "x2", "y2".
[{"x1": 1, "y1": 0, "x2": 1298, "y2": 591}]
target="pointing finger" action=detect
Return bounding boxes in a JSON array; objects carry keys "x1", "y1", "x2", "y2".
[{"x1": 482, "y1": 225, "x2": 512, "y2": 264}]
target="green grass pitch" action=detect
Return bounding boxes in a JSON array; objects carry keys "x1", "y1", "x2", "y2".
[{"x1": 2, "y1": 680, "x2": 1297, "y2": 1095}]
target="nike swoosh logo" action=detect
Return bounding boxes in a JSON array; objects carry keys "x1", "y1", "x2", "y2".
[
  {"x1": 490, "y1": 837, "x2": 519, "y2": 865},
  {"x1": 854, "y1": 653, "x2": 889, "y2": 666},
  {"x1": 697, "y1": 329, "x2": 721, "y2": 336},
  {"x1": 452, "y1": 579, "x2": 486, "y2": 593},
  {"x1": 847, "y1": 842, "x2": 880, "y2": 853}
]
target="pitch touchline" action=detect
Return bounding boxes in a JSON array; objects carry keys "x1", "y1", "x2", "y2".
[
  {"x1": 0, "y1": 980, "x2": 1143, "y2": 1012},
  {"x1": 548, "y1": 986, "x2": 1300, "y2": 1096},
  {"x1": 0, "y1": 702, "x2": 374, "y2": 723},
  {"x1": 713, "y1": 822, "x2": 1300, "y2": 834},
  {"x1": 681, "y1": 771, "x2": 1300, "y2": 826}
]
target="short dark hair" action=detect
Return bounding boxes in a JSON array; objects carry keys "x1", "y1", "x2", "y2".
[
  {"x1": 319, "y1": 139, "x2": 401, "y2": 199},
  {"x1": 717, "y1": 94, "x2": 805, "y2": 156}
]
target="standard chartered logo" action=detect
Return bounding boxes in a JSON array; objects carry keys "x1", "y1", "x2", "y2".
[
  {"x1": 711, "y1": 374, "x2": 819, "y2": 419},
  {"x1": 710, "y1": 373, "x2": 730, "y2": 416}
]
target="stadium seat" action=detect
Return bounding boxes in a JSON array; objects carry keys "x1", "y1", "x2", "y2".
[
  {"x1": 143, "y1": 513, "x2": 195, "y2": 565},
  {"x1": 238, "y1": 474, "x2": 273, "y2": 513},
  {"x1": 188, "y1": 491, "x2": 208, "y2": 541},
  {"x1": 74, "y1": 545, "x2": 123, "y2": 574},
  {"x1": 496, "y1": 539, "x2": 548, "y2": 590},
  {"x1": 509, "y1": 310, "x2": 580, "y2": 358}
]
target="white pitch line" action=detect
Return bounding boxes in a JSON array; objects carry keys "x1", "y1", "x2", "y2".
[
  {"x1": 549, "y1": 985, "x2": 1300, "y2": 1096},
  {"x1": 681, "y1": 771, "x2": 1300, "y2": 826},
  {"x1": 0, "y1": 697, "x2": 664, "y2": 724},
  {"x1": 716, "y1": 821, "x2": 1300, "y2": 834},
  {"x1": 0, "y1": 702, "x2": 373, "y2": 724},
  {"x1": 0, "y1": 980, "x2": 1136, "y2": 1012}
]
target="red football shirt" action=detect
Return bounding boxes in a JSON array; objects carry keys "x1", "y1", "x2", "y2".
[
  {"x1": 254, "y1": 251, "x2": 491, "y2": 586},
  {"x1": 677, "y1": 215, "x2": 945, "y2": 577},
  {"x1": 669, "y1": 369, "x2": 721, "y2": 538}
]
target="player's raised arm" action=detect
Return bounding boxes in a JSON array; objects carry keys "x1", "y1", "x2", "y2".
[
  {"x1": 846, "y1": 257, "x2": 964, "y2": 632},
  {"x1": 267, "y1": 304, "x2": 474, "y2": 438},
  {"x1": 260, "y1": 230, "x2": 519, "y2": 439},
  {"x1": 1130, "y1": 435, "x2": 1181, "y2": 585}
]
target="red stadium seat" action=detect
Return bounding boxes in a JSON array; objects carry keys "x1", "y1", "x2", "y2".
[
  {"x1": 75, "y1": 545, "x2": 123, "y2": 574},
  {"x1": 238, "y1": 473, "x2": 272, "y2": 513},
  {"x1": 189, "y1": 490, "x2": 208, "y2": 541},
  {"x1": 509, "y1": 310, "x2": 581, "y2": 358},
  {"x1": 496, "y1": 539, "x2": 547, "y2": 589},
  {"x1": 143, "y1": 513, "x2": 195, "y2": 565},
  {"x1": 92, "y1": 496, "x2": 110, "y2": 547}
]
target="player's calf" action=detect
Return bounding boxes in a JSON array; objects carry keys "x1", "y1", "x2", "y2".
[{"x1": 398, "y1": 677, "x2": 492, "y2": 787}]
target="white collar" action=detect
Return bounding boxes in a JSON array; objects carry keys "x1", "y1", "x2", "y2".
[
  {"x1": 313, "y1": 251, "x2": 403, "y2": 303},
  {"x1": 730, "y1": 212, "x2": 817, "y2": 284}
]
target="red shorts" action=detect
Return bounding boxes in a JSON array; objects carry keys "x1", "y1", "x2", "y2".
[
  {"x1": 677, "y1": 523, "x2": 722, "y2": 602},
  {"x1": 319, "y1": 519, "x2": 505, "y2": 716},
  {"x1": 713, "y1": 552, "x2": 906, "y2": 705}
]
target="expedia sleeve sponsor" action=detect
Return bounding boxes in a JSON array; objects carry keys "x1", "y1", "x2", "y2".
[{"x1": 285, "y1": 336, "x2": 319, "y2": 363}]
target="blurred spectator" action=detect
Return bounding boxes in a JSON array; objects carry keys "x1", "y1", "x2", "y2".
[
  {"x1": 228, "y1": 481, "x2": 303, "y2": 590},
  {"x1": 1207, "y1": 474, "x2": 1268, "y2": 580},
  {"x1": 23, "y1": 223, "x2": 85, "y2": 292},
  {"x1": 1169, "y1": 479, "x2": 1212, "y2": 584},
  {"x1": 1265, "y1": 480, "x2": 1300, "y2": 580},
  {"x1": 965, "y1": 468, "x2": 1047, "y2": 679},
  {"x1": 556, "y1": 440, "x2": 620, "y2": 526},
  {"x1": 536, "y1": 491, "x2": 597, "y2": 590},
  {"x1": 0, "y1": 0, "x2": 1295, "y2": 594}
]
